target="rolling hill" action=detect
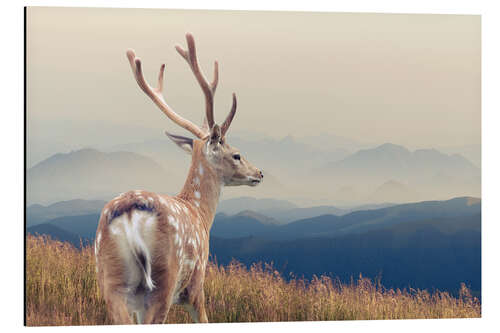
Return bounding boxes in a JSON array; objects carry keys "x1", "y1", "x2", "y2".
[
  {"x1": 27, "y1": 223, "x2": 84, "y2": 247},
  {"x1": 317, "y1": 143, "x2": 480, "y2": 202},
  {"x1": 27, "y1": 199, "x2": 107, "y2": 227},
  {"x1": 212, "y1": 196, "x2": 480, "y2": 240},
  {"x1": 26, "y1": 148, "x2": 180, "y2": 205},
  {"x1": 216, "y1": 197, "x2": 298, "y2": 216}
]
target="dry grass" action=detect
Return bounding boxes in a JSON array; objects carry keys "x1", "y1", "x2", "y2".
[{"x1": 26, "y1": 235, "x2": 481, "y2": 326}]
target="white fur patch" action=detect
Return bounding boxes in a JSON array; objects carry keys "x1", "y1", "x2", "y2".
[
  {"x1": 194, "y1": 201, "x2": 200, "y2": 208},
  {"x1": 194, "y1": 177, "x2": 200, "y2": 185},
  {"x1": 185, "y1": 259, "x2": 196, "y2": 269},
  {"x1": 159, "y1": 197, "x2": 168, "y2": 206},
  {"x1": 168, "y1": 215, "x2": 179, "y2": 229},
  {"x1": 109, "y1": 211, "x2": 156, "y2": 291},
  {"x1": 110, "y1": 223, "x2": 122, "y2": 235},
  {"x1": 198, "y1": 165, "x2": 204, "y2": 175},
  {"x1": 194, "y1": 191, "x2": 201, "y2": 199},
  {"x1": 145, "y1": 215, "x2": 156, "y2": 228}
]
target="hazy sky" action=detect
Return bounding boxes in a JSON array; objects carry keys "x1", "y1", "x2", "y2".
[{"x1": 27, "y1": 7, "x2": 480, "y2": 162}]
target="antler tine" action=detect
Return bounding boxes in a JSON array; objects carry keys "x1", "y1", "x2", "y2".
[
  {"x1": 175, "y1": 33, "x2": 218, "y2": 130},
  {"x1": 221, "y1": 93, "x2": 237, "y2": 137},
  {"x1": 126, "y1": 49, "x2": 207, "y2": 139},
  {"x1": 212, "y1": 61, "x2": 219, "y2": 93}
]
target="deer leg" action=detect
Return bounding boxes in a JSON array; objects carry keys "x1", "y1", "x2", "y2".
[
  {"x1": 106, "y1": 292, "x2": 134, "y2": 325},
  {"x1": 183, "y1": 290, "x2": 208, "y2": 323},
  {"x1": 142, "y1": 287, "x2": 172, "y2": 324}
]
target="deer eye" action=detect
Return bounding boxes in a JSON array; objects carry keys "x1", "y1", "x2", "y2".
[{"x1": 232, "y1": 154, "x2": 241, "y2": 161}]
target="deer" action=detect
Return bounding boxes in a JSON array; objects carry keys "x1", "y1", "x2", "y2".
[{"x1": 94, "y1": 33, "x2": 263, "y2": 325}]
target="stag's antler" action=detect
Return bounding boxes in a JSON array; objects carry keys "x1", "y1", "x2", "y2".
[
  {"x1": 126, "y1": 33, "x2": 237, "y2": 139},
  {"x1": 175, "y1": 33, "x2": 237, "y2": 137},
  {"x1": 126, "y1": 49, "x2": 207, "y2": 139}
]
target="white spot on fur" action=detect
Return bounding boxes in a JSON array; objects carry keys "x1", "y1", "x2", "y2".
[
  {"x1": 194, "y1": 191, "x2": 201, "y2": 199},
  {"x1": 198, "y1": 165, "x2": 204, "y2": 175},
  {"x1": 148, "y1": 197, "x2": 154, "y2": 203},
  {"x1": 168, "y1": 215, "x2": 179, "y2": 229},
  {"x1": 194, "y1": 201, "x2": 200, "y2": 208},
  {"x1": 183, "y1": 206, "x2": 189, "y2": 214},
  {"x1": 110, "y1": 224, "x2": 121, "y2": 235},
  {"x1": 194, "y1": 177, "x2": 200, "y2": 185},
  {"x1": 185, "y1": 259, "x2": 196, "y2": 269},
  {"x1": 159, "y1": 197, "x2": 168, "y2": 206}
]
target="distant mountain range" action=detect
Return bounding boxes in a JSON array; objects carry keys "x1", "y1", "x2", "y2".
[
  {"x1": 26, "y1": 196, "x2": 396, "y2": 231},
  {"x1": 216, "y1": 197, "x2": 299, "y2": 216},
  {"x1": 26, "y1": 141, "x2": 481, "y2": 206},
  {"x1": 27, "y1": 196, "x2": 480, "y2": 244},
  {"x1": 25, "y1": 197, "x2": 298, "y2": 227},
  {"x1": 27, "y1": 199, "x2": 107, "y2": 227},
  {"x1": 101, "y1": 138, "x2": 481, "y2": 205},
  {"x1": 26, "y1": 148, "x2": 181, "y2": 205},
  {"x1": 317, "y1": 143, "x2": 480, "y2": 203},
  {"x1": 212, "y1": 197, "x2": 480, "y2": 241}
]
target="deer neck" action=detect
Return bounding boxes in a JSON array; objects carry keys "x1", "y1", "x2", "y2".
[{"x1": 177, "y1": 140, "x2": 222, "y2": 231}]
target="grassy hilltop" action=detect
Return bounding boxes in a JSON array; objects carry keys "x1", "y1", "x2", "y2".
[{"x1": 26, "y1": 235, "x2": 480, "y2": 326}]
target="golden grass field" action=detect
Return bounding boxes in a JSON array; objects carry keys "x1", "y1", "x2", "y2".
[{"x1": 26, "y1": 234, "x2": 481, "y2": 326}]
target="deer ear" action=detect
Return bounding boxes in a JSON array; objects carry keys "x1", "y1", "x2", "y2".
[{"x1": 165, "y1": 132, "x2": 193, "y2": 154}]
